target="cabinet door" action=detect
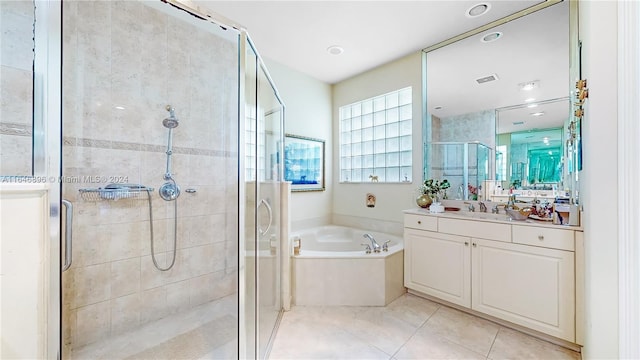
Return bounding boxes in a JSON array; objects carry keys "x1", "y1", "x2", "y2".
[
  {"x1": 404, "y1": 229, "x2": 471, "y2": 307},
  {"x1": 471, "y1": 238, "x2": 575, "y2": 342}
]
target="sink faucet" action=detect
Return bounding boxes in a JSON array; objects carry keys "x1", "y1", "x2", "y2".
[
  {"x1": 492, "y1": 203, "x2": 506, "y2": 214},
  {"x1": 507, "y1": 194, "x2": 516, "y2": 209},
  {"x1": 478, "y1": 201, "x2": 487, "y2": 212},
  {"x1": 464, "y1": 202, "x2": 475, "y2": 212},
  {"x1": 363, "y1": 233, "x2": 381, "y2": 253}
]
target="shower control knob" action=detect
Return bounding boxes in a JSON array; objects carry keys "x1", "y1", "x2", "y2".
[{"x1": 159, "y1": 182, "x2": 181, "y2": 201}]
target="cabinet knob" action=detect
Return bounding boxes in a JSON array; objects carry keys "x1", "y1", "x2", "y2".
[
  {"x1": 464, "y1": 241, "x2": 469, "y2": 246},
  {"x1": 417, "y1": 220, "x2": 422, "y2": 224},
  {"x1": 472, "y1": 243, "x2": 477, "y2": 247},
  {"x1": 538, "y1": 235, "x2": 544, "y2": 241}
]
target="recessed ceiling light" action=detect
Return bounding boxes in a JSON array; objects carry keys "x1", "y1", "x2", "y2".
[
  {"x1": 531, "y1": 112, "x2": 545, "y2": 116},
  {"x1": 466, "y1": 3, "x2": 491, "y2": 18},
  {"x1": 481, "y1": 32, "x2": 502, "y2": 43},
  {"x1": 519, "y1": 80, "x2": 540, "y2": 91},
  {"x1": 527, "y1": 103, "x2": 538, "y2": 108},
  {"x1": 524, "y1": 98, "x2": 536, "y2": 103},
  {"x1": 327, "y1": 45, "x2": 344, "y2": 55},
  {"x1": 115, "y1": 106, "x2": 126, "y2": 110}
]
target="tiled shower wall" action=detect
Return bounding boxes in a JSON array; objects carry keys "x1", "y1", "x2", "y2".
[
  {"x1": 432, "y1": 109, "x2": 495, "y2": 147},
  {"x1": 0, "y1": 0, "x2": 33, "y2": 175},
  {"x1": 61, "y1": 1, "x2": 239, "y2": 349},
  {"x1": 430, "y1": 110, "x2": 495, "y2": 196}
]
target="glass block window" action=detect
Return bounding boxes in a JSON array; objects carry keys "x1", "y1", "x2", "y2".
[
  {"x1": 245, "y1": 104, "x2": 266, "y2": 181},
  {"x1": 339, "y1": 87, "x2": 412, "y2": 183}
]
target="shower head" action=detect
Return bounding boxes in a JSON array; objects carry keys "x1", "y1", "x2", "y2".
[{"x1": 163, "y1": 105, "x2": 179, "y2": 128}]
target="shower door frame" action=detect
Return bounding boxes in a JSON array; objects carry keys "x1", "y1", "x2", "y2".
[
  {"x1": 38, "y1": 0, "x2": 63, "y2": 358},
  {"x1": 240, "y1": 31, "x2": 286, "y2": 359}
]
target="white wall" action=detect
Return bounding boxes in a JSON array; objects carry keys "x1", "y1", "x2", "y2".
[
  {"x1": 579, "y1": 1, "x2": 619, "y2": 358},
  {"x1": 331, "y1": 52, "x2": 422, "y2": 233},
  {"x1": 263, "y1": 59, "x2": 333, "y2": 230},
  {"x1": 0, "y1": 184, "x2": 49, "y2": 359}
]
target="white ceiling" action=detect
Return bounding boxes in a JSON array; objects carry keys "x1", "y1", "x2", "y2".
[
  {"x1": 194, "y1": 0, "x2": 545, "y2": 84},
  {"x1": 191, "y1": 0, "x2": 570, "y2": 137}
]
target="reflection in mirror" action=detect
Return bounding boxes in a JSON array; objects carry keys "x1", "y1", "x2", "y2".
[
  {"x1": 423, "y1": 1, "x2": 571, "y2": 200},
  {"x1": 0, "y1": 1, "x2": 35, "y2": 176},
  {"x1": 496, "y1": 98, "x2": 568, "y2": 194}
]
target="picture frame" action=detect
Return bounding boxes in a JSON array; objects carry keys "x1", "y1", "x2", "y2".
[{"x1": 284, "y1": 134, "x2": 325, "y2": 192}]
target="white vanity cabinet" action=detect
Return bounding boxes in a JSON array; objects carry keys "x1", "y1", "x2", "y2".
[
  {"x1": 403, "y1": 211, "x2": 581, "y2": 343},
  {"x1": 471, "y1": 238, "x2": 575, "y2": 341},
  {"x1": 404, "y1": 229, "x2": 471, "y2": 307}
]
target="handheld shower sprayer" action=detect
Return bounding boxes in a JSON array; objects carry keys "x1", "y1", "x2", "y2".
[{"x1": 159, "y1": 105, "x2": 180, "y2": 201}]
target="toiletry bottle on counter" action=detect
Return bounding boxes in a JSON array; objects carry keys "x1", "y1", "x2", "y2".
[{"x1": 456, "y1": 185, "x2": 463, "y2": 200}]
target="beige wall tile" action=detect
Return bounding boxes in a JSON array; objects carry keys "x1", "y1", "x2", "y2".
[
  {"x1": 166, "y1": 280, "x2": 191, "y2": 315},
  {"x1": 140, "y1": 286, "x2": 168, "y2": 324},
  {"x1": 75, "y1": 301, "x2": 111, "y2": 347},
  {"x1": 110, "y1": 293, "x2": 141, "y2": 335},
  {"x1": 111, "y1": 258, "x2": 141, "y2": 298},
  {"x1": 72, "y1": 263, "x2": 111, "y2": 308}
]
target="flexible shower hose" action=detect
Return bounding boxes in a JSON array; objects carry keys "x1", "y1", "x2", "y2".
[{"x1": 146, "y1": 183, "x2": 178, "y2": 271}]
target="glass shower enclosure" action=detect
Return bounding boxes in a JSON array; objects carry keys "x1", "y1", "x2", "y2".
[
  {"x1": 428, "y1": 142, "x2": 492, "y2": 200},
  {"x1": 53, "y1": 1, "x2": 283, "y2": 359}
]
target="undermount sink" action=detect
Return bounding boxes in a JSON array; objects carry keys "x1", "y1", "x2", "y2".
[{"x1": 450, "y1": 211, "x2": 510, "y2": 221}]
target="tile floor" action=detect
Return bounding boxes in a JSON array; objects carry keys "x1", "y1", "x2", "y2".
[{"x1": 269, "y1": 293, "x2": 581, "y2": 360}]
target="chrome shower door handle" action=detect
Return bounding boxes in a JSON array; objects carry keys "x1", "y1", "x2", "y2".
[
  {"x1": 258, "y1": 199, "x2": 273, "y2": 236},
  {"x1": 61, "y1": 199, "x2": 73, "y2": 271}
]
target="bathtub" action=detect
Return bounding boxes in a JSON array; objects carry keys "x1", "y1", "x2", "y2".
[{"x1": 291, "y1": 225, "x2": 405, "y2": 306}]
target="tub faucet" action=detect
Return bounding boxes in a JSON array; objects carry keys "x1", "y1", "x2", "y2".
[
  {"x1": 363, "y1": 233, "x2": 381, "y2": 253},
  {"x1": 478, "y1": 201, "x2": 487, "y2": 213}
]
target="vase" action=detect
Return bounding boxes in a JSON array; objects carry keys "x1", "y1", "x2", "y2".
[{"x1": 416, "y1": 194, "x2": 432, "y2": 208}]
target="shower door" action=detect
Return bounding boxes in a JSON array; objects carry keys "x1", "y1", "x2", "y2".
[
  {"x1": 242, "y1": 35, "x2": 284, "y2": 359},
  {"x1": 256, "y1": 64, "x2": 284, "y2": 359}
]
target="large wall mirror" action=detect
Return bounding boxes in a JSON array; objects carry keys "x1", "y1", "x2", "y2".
[{"x1": 424, "y1": 0, "x2": 579, "y2": 202}]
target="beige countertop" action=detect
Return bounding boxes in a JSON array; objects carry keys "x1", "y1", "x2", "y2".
[{"x1": 403, "y1": 206, "x2": 583, "y2": 231}]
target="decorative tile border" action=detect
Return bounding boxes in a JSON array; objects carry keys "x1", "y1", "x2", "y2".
[
  {"x1": 0, "y1": 122, "x2": 32, "y2": 137},
  {"x1": 63, "y1": 136, "x2": 236, "y2": 158}
]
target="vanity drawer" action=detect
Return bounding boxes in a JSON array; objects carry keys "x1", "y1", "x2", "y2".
[
  {"x1": 512, "y1": 225, "x2": 575, "y2": 251},
  {"x1": 404, "y1": 214, "x2": 438, "y2": 231},
  {"x1": 438, "y1": 218, "x2": 511, "y2": 242}
]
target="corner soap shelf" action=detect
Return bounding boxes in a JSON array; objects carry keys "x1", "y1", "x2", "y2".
[{"x1": 79, "y1": 184, "x2": 154, "y2": 201}]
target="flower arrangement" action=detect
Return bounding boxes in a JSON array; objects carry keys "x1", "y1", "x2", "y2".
[
  {"x1": 468, "y1": 184, "x2": 478, "y2": 200},
  {"x1": 421, "y1": 179, "x2": 450, "y2": 202}
]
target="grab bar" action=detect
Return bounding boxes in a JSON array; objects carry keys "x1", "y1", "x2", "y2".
[
  {"x1": 62, "y1": 199, "x2": 73, "y2": 271},
  {"x1": 258, "y1": 198, "x2": 273, "y2": 235}
]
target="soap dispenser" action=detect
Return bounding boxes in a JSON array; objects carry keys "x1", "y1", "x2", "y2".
[{"x1": 456, "y1": 184, "x2": 463, "y2": 200}]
